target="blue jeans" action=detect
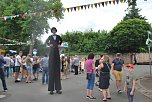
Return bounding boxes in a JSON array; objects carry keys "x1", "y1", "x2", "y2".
[
  {"x1": 0, "y1": 68, "x2": 7, "y2": 90},
  {"x1": 87, "y1": 74, "x2": 95, "y2": 90},
  {"x1": 42, "y1": 67, "x2": 48, "y2": 84},
  {"x1": 127, "y1": 88, "x2": 134, "y2": 102},
  {"x1": 4, "y1": 66, "x2": 10, "y2": 78}
]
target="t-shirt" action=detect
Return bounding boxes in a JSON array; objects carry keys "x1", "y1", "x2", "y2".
[
  {"x1": 40, "y1": 57, "x2": 49, "y2": 68},
  {"x1": 26, "y1": 57, "x2": 32, "y2": 67},
  {"x1": 86, "y1": 59, "x2": 95, "y2": 74},
  {"x1": 112, "y1": 58, "x2": 124, "y2": 71},
  {"x1": 15, "y1": 55, "x2": 22, "y2": 66},
  {"x1": 125, "y1": 73, "x2": 136, "y2": 88},
  {"x1": 4, "y1": 56, "x2": 11, "y2": 67},
  {"x1": 73, "y1": 57, "x2": 79, "y2": 66}
]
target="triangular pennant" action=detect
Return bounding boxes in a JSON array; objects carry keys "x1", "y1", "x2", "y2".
[
  {"x1": 74, "y1": 7, "x2": 77, "y2": 11},
  {"x1": 77, "y1": 6, "x2": 80, "y2": 11},
  {"x1": 67, "y1": 8, "x2": 70, "y2": 12},
  {"x1": 113, "y1": 0, "x2": 116, "y2": 5},
  {"x1": 91, "y1": 4, "x2": 94, "y2": 8},
  {"x1": 40, "y1": 12, "x2": 42, "y2": 17},
  {"x1": 81, "y1": 6, "x2": 83, "y2": 10},
  {"x1": 84, "y1": 5, "x2": 87, "y2": 10},
  {"x1": 27, "y1": 13, "x2": 30, "y2": 17},
  {"x1": 116, "y1": 0, "x2": 119, "y2": 4},
  {"x1": 70, "y1": 7, "x2": 73, "y2": 12},
  {"x1": 16, "y1": 15, "x2": 20, "y2": 17},
  {"x1": 105, "y1": 1, "x2": 108, "y2": 6},
  {"x1": 30, "y1": 16, "x2": 32, "y2": 19},
  {"x1": 54, "y1": 10, "x2": 57, "y2": 14},
  {"x1": 48, "y1": 11, "x2": 51, "y2": 16},
  {"x1": 120, "y1": 0, "x2": 124, "y2": 3},
  {"x1": 34, "y1": 12, "x2": 36, "y2": 16},
  {"x1": 109, "y1": 1, "x2": 112, "y2": 4},
  {"x1": 64, "y1": 8, "x2": 66, "y2": 12},
  {"x1": 13, "y1": 15, "x2": 16, "y2": 18},
  {"x1": 45, "y1": 11, "x2": 48, "y2": 15},
  {"x1": 51, "y1": 10, "x2": 54, "y2": 15},
  {"x1": 10, "y1": 16, "x2": 13, "y2": 20},
  {"x1": 4, "y1": 16, "x2": 7, "y2": 20},
  {"x1": 60, "y1": 9, "x2": 63, "y2": 13},
  {"x1": 98, "y1": 2, "x2": 101, "y2": 7},
  {"x1": 87, "y1": 4, "x2": 90, "y2": 9},
  {"x1": 94, "y1": 3, "x2": 98, "y2": 8},
  {"x1": 101, "y1": 2, "x2": 104, "y2": 7},
  {"x1": 58, "y1": 10, "x2": 60, "y2": 14}
]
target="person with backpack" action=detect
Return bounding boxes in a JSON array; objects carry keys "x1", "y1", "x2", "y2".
[{"x1": 112, "y1": 53, "x2": 124, "y2": 94}]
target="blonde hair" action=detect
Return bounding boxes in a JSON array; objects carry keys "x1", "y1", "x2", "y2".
[{"x1": 103, "y1": 55, "x2": 110, "y2": 63}]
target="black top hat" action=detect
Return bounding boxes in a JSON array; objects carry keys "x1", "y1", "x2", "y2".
[{"x1": 51, "y1": 27, "x2": 57, "y2": 33}]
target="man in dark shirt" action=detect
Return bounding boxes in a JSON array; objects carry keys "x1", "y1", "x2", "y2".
[
  {"x1": 0, "y1": 53, "x2": 8, "y2": 92},
  {"x1": 112, "y1": 53, "x2": 124, "y2": 94}
]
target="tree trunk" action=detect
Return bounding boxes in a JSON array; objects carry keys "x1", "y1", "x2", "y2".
[{"x1": 29, "y1": 34, "x2": 37, "y2": 54}]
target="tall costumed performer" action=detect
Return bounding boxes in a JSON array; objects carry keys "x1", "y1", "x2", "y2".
[{"x1": 46, "y1": 27, "x2": 63, "y2": 95}]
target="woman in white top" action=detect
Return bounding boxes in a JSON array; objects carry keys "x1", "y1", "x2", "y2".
[{"x1": 22, "y1": 56, "x2": 27, "y2": 79}]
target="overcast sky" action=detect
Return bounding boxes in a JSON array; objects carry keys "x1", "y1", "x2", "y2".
[{"x1": 42, "y1": 0, "x2": 152, "y2": 41}]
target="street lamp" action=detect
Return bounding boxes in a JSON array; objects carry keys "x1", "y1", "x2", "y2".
[{"x1": 146, "y1": 31, "x2": 152, "y2": 75}]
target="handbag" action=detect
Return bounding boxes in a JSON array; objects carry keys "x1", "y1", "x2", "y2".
[
  {"x1": 86, "y1": 73, "x2": 92, "y2": 80},
  {"x1": 106, "y1": 63, "x2": 113, "y2": 81}
]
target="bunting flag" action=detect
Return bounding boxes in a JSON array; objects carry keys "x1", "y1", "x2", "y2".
[
  {"x1": 0, "y1": 37, "x2": 31, "y2": 45},
  {"x1": 0, "y1": 0, "x2": 127, "y2": 21}
]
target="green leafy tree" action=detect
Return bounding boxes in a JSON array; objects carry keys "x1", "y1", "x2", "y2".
[
  {"x1": 61, "y1": 30, "x2": 108, "y2": 54},
  {"x1": 105, "y1": 18, "x2": 151, "y2": 53},
  {"x1": 0, "y1": 0, "x2": 63, "y2": 53},
  {"x1": 124, "y1": 0, "x2": 146, "y2": 20}
]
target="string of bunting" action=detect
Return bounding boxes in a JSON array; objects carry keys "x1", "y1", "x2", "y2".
[
  {"x1": 0, "y1": 37, "x2": 31, "y2": 45},
  {"x1": 0, "y1": 0, "x2": 127, "y2": 21}
]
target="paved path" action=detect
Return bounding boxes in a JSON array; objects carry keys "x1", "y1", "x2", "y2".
[{"x1": 0, "y1": 65, "x2": 152, "y2": 102}]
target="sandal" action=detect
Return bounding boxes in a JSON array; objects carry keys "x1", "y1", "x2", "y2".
[
  {"x1": 107, "y1": 97, "x2": 111, "y2": 100},
  {"x1": 102, "y1": 99, "x2": 107, "y2": 101}
]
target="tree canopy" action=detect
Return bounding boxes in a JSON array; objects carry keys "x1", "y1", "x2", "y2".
[
  {"x1": 123, "y1": 0, "x2": 146, "y2": 20},
  {"x1": 104, "y1": 18, "x2": 151, "y2": 53},
  {"x1": 0, "y1": 0, "x2": 63, "y2": 54}
]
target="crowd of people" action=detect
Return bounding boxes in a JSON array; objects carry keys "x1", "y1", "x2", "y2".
[
  {"x1": 0, "y1": 51, "x2": 50, "y2": 90},
  {"x1": 86, "y1": 53, "x2": 137, "y2": 102},
  {"x1": 0, "y1": 51, "x2": 137, "y2": 102}
]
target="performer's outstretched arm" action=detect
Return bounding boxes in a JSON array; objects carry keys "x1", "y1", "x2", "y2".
[{"x1": 58, "y1": 36, "x2": 63, "y2": 45}]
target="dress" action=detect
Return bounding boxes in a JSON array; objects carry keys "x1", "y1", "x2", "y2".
[
  {"x1": 46, "y1": 34, "x2": 62, "y2": 91},
  {"x1": 99, "y1": 63, "x2": 111, "y2": 89}
]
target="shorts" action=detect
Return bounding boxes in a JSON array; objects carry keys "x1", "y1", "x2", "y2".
[
  {"x1": 113, "y1": 70, "x2": 123, "y2": 81},
  {"x1": 33, "y1": 68, "x2": 39, "y2": 74},
  {"x1": 27, "y1": 66, "x2": 32, "y2": 74},
  {"x1": 15, "y1": 66, "x2": 20, "y2": 73},
  {"x1": 22, "y1": 65, "x2": 27, "y2": 70}
]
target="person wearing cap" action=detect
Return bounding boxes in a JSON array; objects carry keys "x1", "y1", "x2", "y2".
[
  {"x1": 46, "y1": 27, "x2": 63, "y2": 95},
  {"x1": 0, "y1": 53, "x2": 8, "y2": 92},
  {"x1": 112, "y1": 53, "x2": 124, "y2": 94},
  {"x1": 124, "y1": 64, "x2": 137, "y2": 102}
]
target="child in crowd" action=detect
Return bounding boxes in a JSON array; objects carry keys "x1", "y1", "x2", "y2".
[{"x1": 124, "y1": 64, "x2": 137, "y2": 102}]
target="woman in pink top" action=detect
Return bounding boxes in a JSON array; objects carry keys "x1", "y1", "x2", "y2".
[{"x1": 85, "y1": 53, "x2": 96, "y2": 100}]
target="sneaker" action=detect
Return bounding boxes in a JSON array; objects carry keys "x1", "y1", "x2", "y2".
[
  {"x1": 89, "y1": 96, "x2": 96, "y2": 100},
  {"x1": 15, "y1": 80, "x2": 21, "y2": 83},
  {"x1": 86, "y1": 96, "x2": 90, "y2": 99},
  {"x1": 118, "y1": 90, "x2": 123, "y2": 94},
  {"x1": 3, "y1": 89, "x2": 8, "y2": 92}
]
